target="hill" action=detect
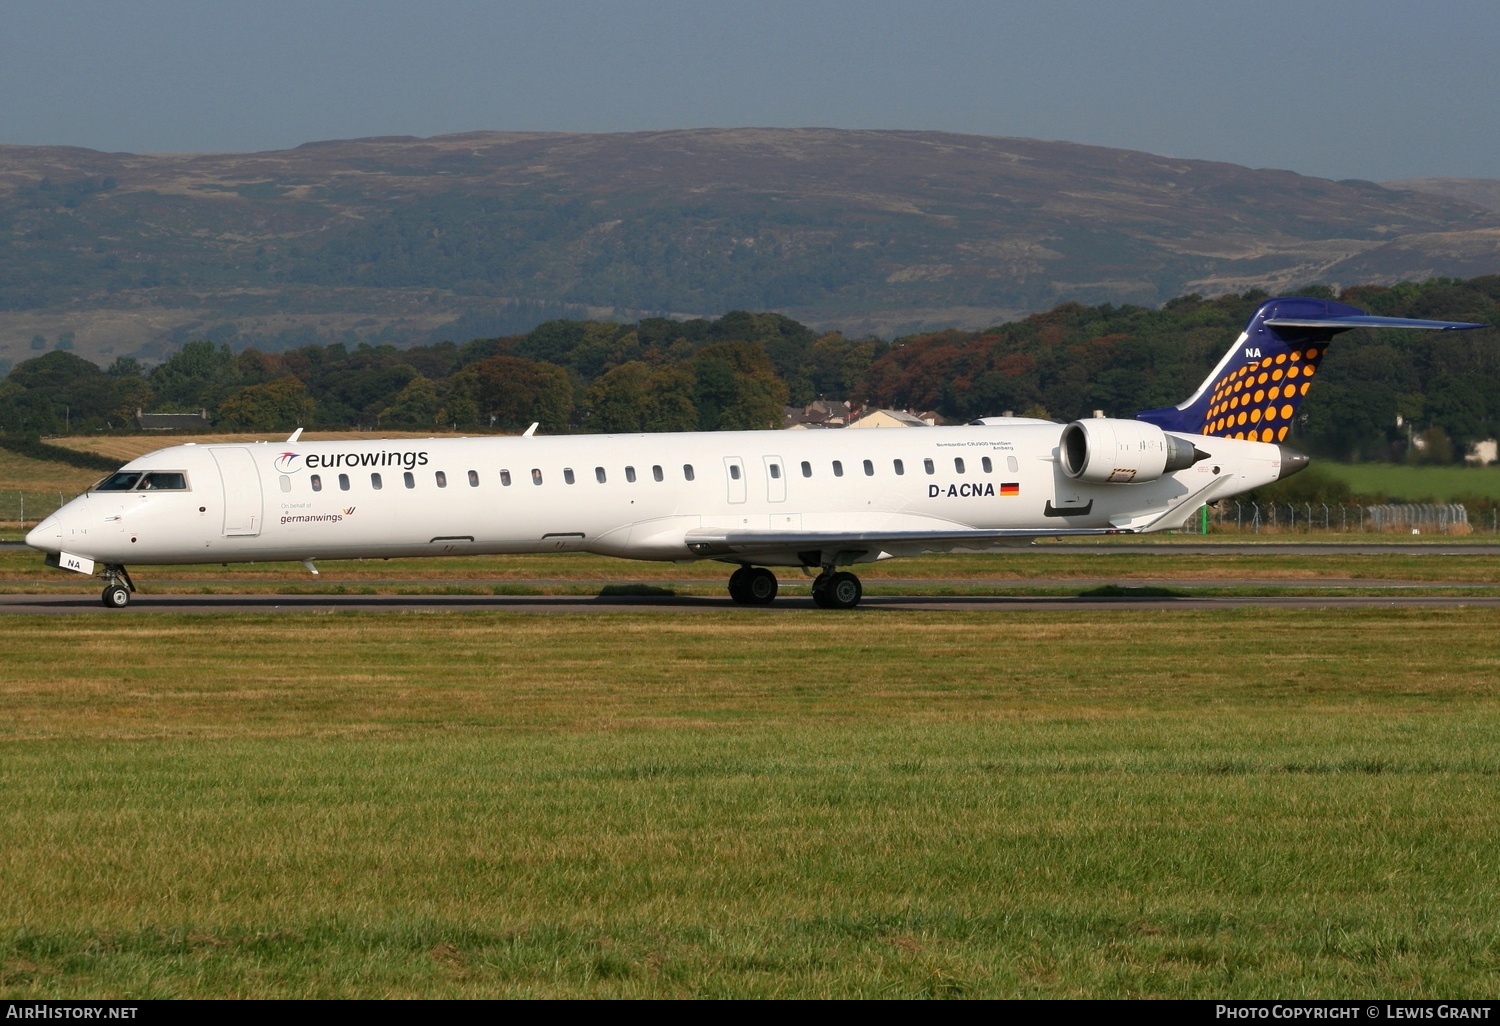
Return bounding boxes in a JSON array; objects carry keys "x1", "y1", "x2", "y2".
[{"x1": 3, "y1": 129, "x2": 1499, "y2": 369}]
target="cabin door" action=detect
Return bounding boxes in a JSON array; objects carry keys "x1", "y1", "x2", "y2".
[{"x1": 210, "y1": 447, "x2": 263, "y2": 537}]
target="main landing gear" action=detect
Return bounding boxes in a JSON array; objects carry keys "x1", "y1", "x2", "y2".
[
  {"x1": 99, "y1": 564, "x2": 135, "y2": 609},
  {"x1": 811, "y1": 570, "x2": 862, "y2": 610},
  {"x1": 726, "y1": 565, "x2": 864, "y2": 609},
  {"x1": 727, "y1": 565, "x2": 778, "y2": 605}
]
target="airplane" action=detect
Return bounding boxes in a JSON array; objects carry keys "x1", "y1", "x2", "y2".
[{"x1": 24, "y1": 297, "x2": 1488, "y2": 609}]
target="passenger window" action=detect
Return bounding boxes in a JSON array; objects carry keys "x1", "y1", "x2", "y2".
[
  {"x1": 893, "y1": 459, "x2": 905, "y2": 476},
  {"x1": 729, "y1": 465, "x2": 741, "y2": 481},
  {"x1": 468, "y1": 470, "x2": 479, "y2": 487},
  {"x1": 832, "y1": 460, "x2": 843, "y2": 478},
  {"x1": 625, "y1": 466, "x2": 637, "y2": 483},
  {"x1": 500, "y1": 469, "x2": 512, "y2": 486},
  {"x1": 652, "y1": 465, "x2": 663, "y2": 482},
  {"x1": 683, "y1": 464, "x2": 695, "y2": 482},
  {"x1": 532, "y1": 469, "x2": 543, "y2": 485},
  {"x1": 279, "y1": 475, "x2": 292, "y2": 493},
  {"x1": 801, "y1": 461, "x2": 812, "y2": 478},
  {"x1": 564, "y1": 468, "x2": 576, "y2": 484},
  {"x1": 338, "y1": 473, "x2": 350, "y2": 491},
  {"x1": 982, "y1": 456, "x2": 993, "y2": 474},
  {"x1": 923, "y1": 459, "x2": 934, "y2": 475},
  {"x1": 596, "y1": 467, "x2": 607, "y2": 483},
  {"x1": 769, "y1": 464, "x2": 781, "y2": 480},
  {"x1": 95, "y1": 472, "x2": 142, "y2": 491},
  {"x1": 863, "y1": 459, "x2": 874, "y2": 476},
  {"x1": 371, "y1": 473, "x2": 383, "y2": 490},
  {"x1": 955, "y1": 458, "x2": 965, "y2": 474},
  {"x1": 311, "y1": 474, "x2": 322, "y2": 492},
  {"x1": 404, "y1": 471, "x2": 415, "y2": 489},
  {"x1": 1007, "y1": 456, "x2": 1019, "y2": 473},
  {"x1": 436, "y1": 471, "x2": 447, "y2": 488}
]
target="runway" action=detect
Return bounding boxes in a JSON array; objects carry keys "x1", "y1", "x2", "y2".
[{"x1": 6, "y1": 591, "x2": 1500, "y2": 615}]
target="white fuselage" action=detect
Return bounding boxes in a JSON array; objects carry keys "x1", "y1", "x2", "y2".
[{"x1": 27, "y1": 424, "x2": 1286, "y2": 569}]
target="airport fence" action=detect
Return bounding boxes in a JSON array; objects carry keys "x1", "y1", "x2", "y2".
[
  {"x1": 1, "y1": 490, "x2": 75, "y2": 531},
  {"x1": 1206, "y1": 501, "x2": 1480, "y2": 535}
]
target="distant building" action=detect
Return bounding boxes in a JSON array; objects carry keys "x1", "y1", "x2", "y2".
[
  {"x1": 849, "y1": 408, "x2": 929, "y2": 429},
  {"x1": 1466, "y1": 439, "x2": 1498, "y2": 466},
  {"x1": 136, "y1": 408, "x2": 210, "y2": 431},
  {"x1": 784, "y1": 399, "x2": 852, "y2": 429}
]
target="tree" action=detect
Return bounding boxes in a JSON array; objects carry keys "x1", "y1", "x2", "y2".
[
  {"x1": 216, "y1": 376, "x2": 314, "y2": 431},
  {"x1": 381, "y1": 375, "x2": 441, "y2": 429},
  {"x1": 642, "y1": 365, "x2": 698, "y2": 432},
  {"x1": 2, "y1": 350, "x2": 137, "y2": 432},
  {"x1": 472, "y1": 355, "x2": 573, "y2": 431},
  {"x1": 719, "y1": 373, "x2": 788, "y2": 430},
  {"x1": 150, "y1": 340, "x2": 242, "y2": 410},
  {"x1": 583, "y1": 362, "x2": 650, "y2": 432}
]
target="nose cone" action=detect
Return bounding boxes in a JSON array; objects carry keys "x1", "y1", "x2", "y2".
[
  {"x1": 1277, "y1": 446, "x2": 1311, "y2": 480},
  {"x1": 25, "y1": 514, "x2": 62, "y2": 553}
]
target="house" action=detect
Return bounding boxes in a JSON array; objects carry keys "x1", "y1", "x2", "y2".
[
  {"x1": 784, "y1": 399, "x2": 852, "y2": 429},
  {"x1": 849, "y1": 408, "x2": 929, "y2": 429},
  {"x1": 1466, "y1": 439, "x2": 1498, "y2": 466},
  {"x1": 136, "y1": 408, "x2": 210, "y2": 431}
]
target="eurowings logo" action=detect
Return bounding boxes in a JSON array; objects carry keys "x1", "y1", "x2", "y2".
[
  {"x1": 343, "y1": 507, "x2": 356, "y2": 515},
  {"x1": 274, "y1": 451, "x2": 303, "y2": 473}
]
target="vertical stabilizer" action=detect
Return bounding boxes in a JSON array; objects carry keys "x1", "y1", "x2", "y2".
[{"x1": 1137, "y1": 298, "x2": 1487, "y2": 441}]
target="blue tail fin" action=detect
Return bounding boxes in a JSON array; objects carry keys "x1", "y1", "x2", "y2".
[{"x1": 1136, "y1": 297, "x2": 1487, "y2": 442}]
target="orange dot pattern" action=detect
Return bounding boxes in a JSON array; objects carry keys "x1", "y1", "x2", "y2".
[{"x1": 1199, "y1": 345, "x2": 1324, "y2": 441}]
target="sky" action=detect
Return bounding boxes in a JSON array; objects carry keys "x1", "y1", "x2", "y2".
[{"x1": 2, "y1": 0, "x2": 1497, "y2": 182}]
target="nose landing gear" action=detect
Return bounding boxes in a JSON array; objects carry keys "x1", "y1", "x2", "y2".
[{"x1": 98, "y1": 565, "x2": 136, "y2": 609}]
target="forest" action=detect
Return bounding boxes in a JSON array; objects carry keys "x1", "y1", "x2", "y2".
[{"x1": 3, "y1": 276, "x2": 1499, "y2": 465}]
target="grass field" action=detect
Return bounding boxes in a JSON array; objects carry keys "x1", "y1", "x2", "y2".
[
  {"x1": 4, "y1": 607, "x2": 1500, "y2": 997},
  {"x1": 1318, "y1": 462, "x2": 1500, "y2": 501}
]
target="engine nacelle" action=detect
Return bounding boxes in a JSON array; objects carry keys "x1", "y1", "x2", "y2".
[{"x1": 1059, "y1": 419, "x2": 1201, "y2": 483}]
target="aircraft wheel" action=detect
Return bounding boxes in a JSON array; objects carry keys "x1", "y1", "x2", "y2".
[
  {"x1": 823, "y1": 571, "x2": 862, "y2": 610},
  {"x1": 744, "y1": 567, "x2": 778, "y2": 605},
  {"x1": 102, "y1": 585, "x2": 130, "y2": 609},
  {"x1": 811, "y1": 574, "x2": 834, "y2": 608},
  {"x1": 727, "y1": 566, "x2": 753, "y2": 604}
]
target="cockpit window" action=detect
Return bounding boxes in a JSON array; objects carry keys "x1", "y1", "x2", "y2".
[
  {"x1": 140, "y1": 472, "x2": 188, "y2": 490},
  {"x1": 95, "y1": 472, "x2": 143, "y2": 491}
]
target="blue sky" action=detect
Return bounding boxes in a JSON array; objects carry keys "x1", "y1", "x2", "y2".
[{"x1": 2, "y1": 0, "x2": 1497, "y2": 181}]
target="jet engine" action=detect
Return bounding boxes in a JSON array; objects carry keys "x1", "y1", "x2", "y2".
[{"x1": 1059, "y1": 419, "x2": 1203, "y2": 484}]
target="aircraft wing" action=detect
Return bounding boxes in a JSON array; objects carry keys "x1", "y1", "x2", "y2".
[{"x1": 683, "y1": 525, "x2": 1125, "y2": 559}]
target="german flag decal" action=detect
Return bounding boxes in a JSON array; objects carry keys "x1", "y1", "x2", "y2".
[{"x1": 1000, "y1": 482, "x2": 1020, "y2": 496}]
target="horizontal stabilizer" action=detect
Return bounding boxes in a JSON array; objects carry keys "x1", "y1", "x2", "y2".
[{"x1": 1263, "y1": 314, "x2": 1487, "y2": 332}]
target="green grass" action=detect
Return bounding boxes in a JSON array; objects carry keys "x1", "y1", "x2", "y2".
[
  {"x1": 4, "y1": 608, "x2": 1500, "y2": 997},
  {"x1": 1318, "y1": 462, "x2": 1500, "y2": 501}
]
